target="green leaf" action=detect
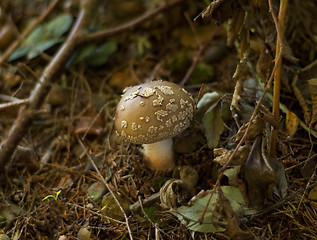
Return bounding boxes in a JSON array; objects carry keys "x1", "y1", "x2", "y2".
[
  {"x1": 86, "y1": 41, "x2": 117, "y2": 66},
  {"x1": 196, "y1": 92, "x2": 220, "y2": 122},
  {"x1": 174, "y1": 190, "x2": 226, "y2": 233},
  {"x1": 190, "y1": 62, "x2": 214, "y2": 85},
  {"x1": 202, "y1": 102, "x2": 224, "y2": 148},
  {"x1": 27, "y1": 38, "x2": 63, "y2": 59},
  {"x1": 9, "y1": 14, "x2": 73, "y2": 61},
  {"x1": 71, "y1": 43, "x2": 97, "y2": 65},
  {"x1": 172, "y1": 186, "x2": 257, "y2": 233}
]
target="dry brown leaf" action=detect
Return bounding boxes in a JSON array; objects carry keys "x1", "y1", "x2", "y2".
[
  {"x1": 74, "y1": 108, "x2": 104, "y2": 135},
  {"x1": 285, "y1": 111, "x2": 299, "y2": 137},
  {"x1": 213, "y1": 145, "x2": 251, "y2": 166},
  {"x1": 308, "y1": 185, "x2": 317, "y2": 201},
  {"x1": 227, "y1": 8, "x2": 245, "y2": 47},
  {"x1": 201, "y1": 0, "x2": 237, "y2": 25},
  {"x1": 256, "y1": 42, "x2": 273, "y2": 83},
  {"x1": 233, "y1": 115, "x2": 266, "y2": 143},
  {"x1": 218, "y1": 188, "x2": 252, "y2": 240}
]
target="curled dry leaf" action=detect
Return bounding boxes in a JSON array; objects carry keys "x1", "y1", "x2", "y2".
[{"x1": 159, "y1": 179, "x2": 195, "y2": 209}]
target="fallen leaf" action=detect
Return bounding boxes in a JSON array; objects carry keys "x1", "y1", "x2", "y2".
[
  {"x1": 286, "y1": 111, "x2": 299, "y2": 137},
  {"x1": 213, "y1": 145, "x2": 251, "y2": 166},
  {"x1": 74, "y1": 108, "x2": 104, "y2": 136},
  {"x1": 87, "y1": 182, "x2": 107, "y2": 201},
  {"x1": 308, "y1": 185, "x2": 317, "y2": 201},
  {"x1": 172, "y1": 186, "x2": 256, "y2": 233}
]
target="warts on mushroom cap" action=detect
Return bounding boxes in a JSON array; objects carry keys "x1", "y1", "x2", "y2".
[{"x1": 114, "y1": 80, "x2": 195, "y2": 144}]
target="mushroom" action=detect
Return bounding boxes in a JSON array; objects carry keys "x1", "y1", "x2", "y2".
[{"x1": 114, "y1": 80, "x2": 195, "y2": 171}]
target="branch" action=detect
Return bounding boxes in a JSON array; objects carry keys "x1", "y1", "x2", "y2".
[{"x1": 78, "y1": 0, "x2": 183, "y2": 44}]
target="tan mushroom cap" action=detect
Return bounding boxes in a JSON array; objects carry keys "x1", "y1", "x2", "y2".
[{"x1": 114, "y1": 80, "x2": 195, "y2": 144}]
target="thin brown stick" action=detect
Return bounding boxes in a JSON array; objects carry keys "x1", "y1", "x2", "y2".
[
  {"x1": 0, "y1": 0, "x2": 60, "y2": 64},
  {"x1": 180, "y1": 26, "x2": 220, "y2": 86},
  {"x1": 268, "y1": 0, "x2": 288, "y2": 157},
  {"x1": 78, "y1": 0, "x2": 184, "y2": 45},
  {"x1": 0, "y1": 98, "x2": 29, "y2": 111},
  {"x1": 77, "y1": 137, "x2": 133, "y2": 239}
]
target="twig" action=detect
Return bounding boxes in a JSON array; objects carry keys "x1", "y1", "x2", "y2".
[
  {"x1": 268, "y1": 0, "x2": 288, "y2": 157},
  {"x1": 0, "y1": 0, "x2": 60, "y2": 64},
  {"x1": 180, "y1": 26, "x2": 220, "y2": 86},
  {"x1": 0, "y1": 98, "x2": 29, "y2": 111},
  {"x1": 77, "y1": 137, "x2": 134, "y2": 240},
  {"x1": 78, "y1": 0, "x2": 184, "y2": 45}
]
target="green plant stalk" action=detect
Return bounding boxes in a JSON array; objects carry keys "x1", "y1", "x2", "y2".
[{"x1": 42, "y1": 190, "x2": 61, "y2": 201}]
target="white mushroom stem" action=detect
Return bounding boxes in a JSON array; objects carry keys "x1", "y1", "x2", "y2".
[{"x1": 142, "y1": 138, "x2": 175, "y2": 171}]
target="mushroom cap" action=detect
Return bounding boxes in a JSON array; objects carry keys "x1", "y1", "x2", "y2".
[{"x1": 114, "y1": 80, "x2": 195, "y2": 144}]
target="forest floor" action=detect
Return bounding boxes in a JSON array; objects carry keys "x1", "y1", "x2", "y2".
[{"x1": 0, "y1": 0, "x2": 317, "y2": 239}]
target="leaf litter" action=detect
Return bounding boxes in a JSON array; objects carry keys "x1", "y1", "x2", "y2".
[{"x1": 0, "y1": 0, "x2": 317, "y2": 239}]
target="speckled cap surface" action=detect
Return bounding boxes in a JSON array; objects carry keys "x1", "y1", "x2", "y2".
[{"x1": 114, "y1": 80, "x2": 195, "y2": 144}]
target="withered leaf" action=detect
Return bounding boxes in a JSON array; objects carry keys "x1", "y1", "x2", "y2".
[
  {"x1": 201, "y1": 0, "x2": 238, "y2": 25},
  {"x1": 213, "y1": 145, "x2": 251, "y2": 166},
  {"x1": 74, "y1": 108, "x2": 104, "y2": 136},
  {"x1": 256, "y1": 42, "x2": 273, "y2": 83},
  {"x1": 233, "y1": 115, "x2": 265, "y2": 143},
  {"x1": 218, "y1": 188, "x2": 252, "y2": 240},
  {"x1": 240, "y1": 136, "x2": 276, "y2": 209},
  {"x1": 286, "y1": 111, "x2": 299, "y2": 137},
  {"x1": 227, "y1": 8, "x2": 245, "y2": 47}
]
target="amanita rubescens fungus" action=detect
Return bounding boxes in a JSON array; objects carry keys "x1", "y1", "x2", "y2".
[{"x1": 114, "y1": 80, "x2": 195, "y2": 171}]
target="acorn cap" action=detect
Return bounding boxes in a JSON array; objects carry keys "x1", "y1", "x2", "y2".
[{"x1": 114, "y1": 80, "x2": 195, "y2": 144}]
